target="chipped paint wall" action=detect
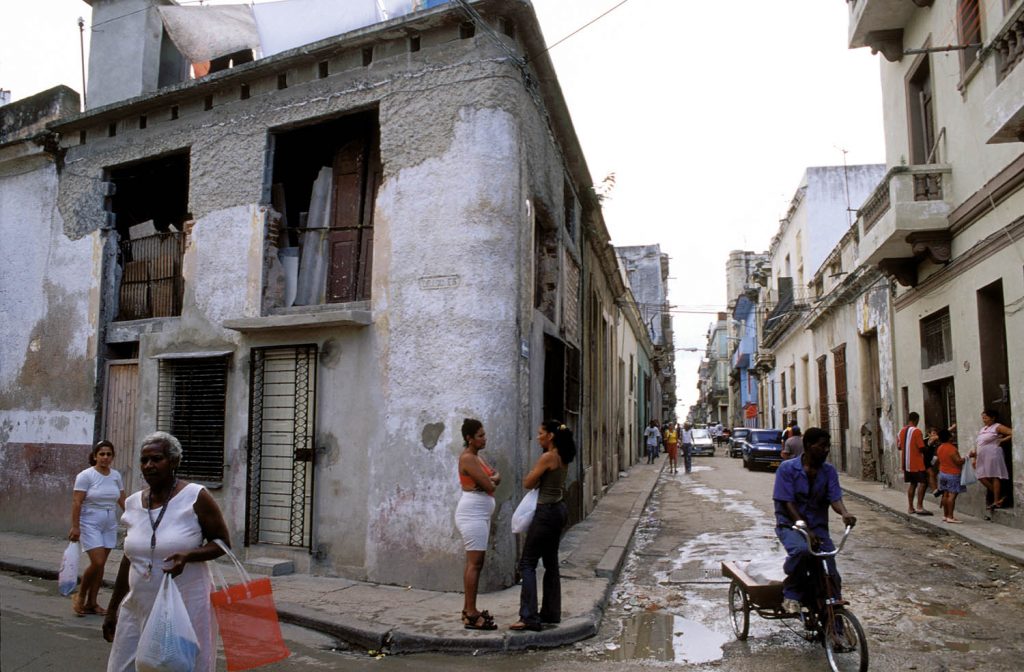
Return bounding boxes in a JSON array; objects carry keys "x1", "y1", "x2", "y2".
[
  {"x1": 0, "y1": 88, "x2": 99, "y2": 534},
  {"x1": 39, "y1": 4, "x2": 606, "y2": 588}
]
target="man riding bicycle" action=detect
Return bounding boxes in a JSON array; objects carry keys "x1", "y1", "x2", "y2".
[{"x1": 772, "y1": 427, "x2": 857, "y2": 613}]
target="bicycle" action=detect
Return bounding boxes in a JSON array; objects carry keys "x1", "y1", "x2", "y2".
[{"x1": 721, "y1": 523, "x2": 868, "y2": 672}]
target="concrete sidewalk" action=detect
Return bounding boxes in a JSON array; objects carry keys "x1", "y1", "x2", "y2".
[
  {"x1": 841, "y1": 475, "x2": 1024, "y2": 565},
  {"x1": 0, "y1": 459, "x2": 664, "y2": 654}
]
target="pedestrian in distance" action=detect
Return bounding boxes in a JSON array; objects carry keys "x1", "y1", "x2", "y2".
[
  {"x1": 103, "y1": 432, "x2": 231, "y2": 672},
  {"x1": 898, "y1": 412, "x2": 932, "y2": 515},
  {"x1": 968, "y1": 409, "x2": 1013, "y2": 513},
  {"x1": 772, "y1": 427, "x2": 857, "y2": 613},
  {"x1": 781, "y1": 425, "x2": 803, "y2": 460},
  {"x1": 510, "y1": 420, "x2": 575, "y2": 632},
  {"x1": 644, "y1": 420, "x2": 661, "y2": 464},
  {"x1": 454, "y1": 418, "x2": 499, "y2": 630},
  {"x1": 935, "y1": 428, "x2": 966, "y2": 523},
  {"x1": 679, "y1": 422, "x2": 695, "y2": 474},
  {"x1": 69, "y1": 440, "x2": 126, "y2": 616},
  {"x1": 664, "y1": 423, "x2": 679, "y2": 474}
]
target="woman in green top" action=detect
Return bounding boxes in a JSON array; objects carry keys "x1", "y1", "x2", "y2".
[{"x1": 509, "y1": 419, "x2": 576, "y2": 631}]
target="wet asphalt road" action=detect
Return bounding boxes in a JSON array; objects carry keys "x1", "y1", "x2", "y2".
[{"x1": 4, "y1": 453, "x2": 1023, "y2": 670}]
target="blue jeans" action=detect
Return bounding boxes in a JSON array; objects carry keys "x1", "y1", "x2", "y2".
[
  {"x1": 775, "y1": 526, "x2": 841, "y2": 603},
  {"x1": 519, "y1": 501, "x2": 568, "y2": 626}
]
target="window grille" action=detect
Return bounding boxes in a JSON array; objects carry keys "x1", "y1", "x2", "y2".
[
  {"x1": 157, "y1": 356, "x2": 228, "y2": 484},
  {"x1": 920, "y1": 308, "x2": 952, "y2": 368}
]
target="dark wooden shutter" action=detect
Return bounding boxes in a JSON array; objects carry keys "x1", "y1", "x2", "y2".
[
  {"x1": 817, "y1": 355, "x2": 830, "y2": 431},
  {"x1": 157, "y1": 356, "x2": 228, "y2": 484},
  {"x1": 328, "y1": 139, "x2": 368, "y2": 303},
  {"x1": 833, "y1": 344, "x2": 849, "y2": 431}
]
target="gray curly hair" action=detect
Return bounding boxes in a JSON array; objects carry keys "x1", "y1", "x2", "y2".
[{"x1": 142, "y1": 431, "x2": 183, "y2": 461}]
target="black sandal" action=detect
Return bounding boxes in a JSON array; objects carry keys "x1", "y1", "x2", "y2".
[{"x1": 462, "y1": 610, "x2": 497, "y2": 630}]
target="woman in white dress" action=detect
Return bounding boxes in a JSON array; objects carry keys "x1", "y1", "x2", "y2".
[
  {"x1": 102, "y1": 432, "x2": 230, "y2": 672},
  {"x1": 69, "y1": 441, "x2": 126, "y2": 616}
]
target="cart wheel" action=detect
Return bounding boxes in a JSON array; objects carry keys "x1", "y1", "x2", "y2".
[
  {"x1": 728, "y1": 580, "x2": 750, "y2": 640},
  {"x1": 823, "y1": 607, "x2": 868, "y2": 672}
]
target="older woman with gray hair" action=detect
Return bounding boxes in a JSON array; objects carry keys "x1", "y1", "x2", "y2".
[{"x1": 102, "y1": 432, "x2": 230, "y2": 672}]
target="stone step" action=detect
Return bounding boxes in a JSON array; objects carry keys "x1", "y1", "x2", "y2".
[{"x1": 243, "y1": 557, "x2": 295, "y2": 577}]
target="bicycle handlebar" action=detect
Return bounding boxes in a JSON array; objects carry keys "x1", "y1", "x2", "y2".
[{"x1": 790, "y1": 523, "x2": 853, "y2": 558}]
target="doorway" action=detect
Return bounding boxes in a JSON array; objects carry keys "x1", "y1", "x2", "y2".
[{"x1": 977, "y1": 280, "x2": 1013, "y2": 507}]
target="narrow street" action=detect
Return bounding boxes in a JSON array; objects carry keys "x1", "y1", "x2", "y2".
[{"x1": 4, "y1": 453, "x2": 1022, "y2": 671}]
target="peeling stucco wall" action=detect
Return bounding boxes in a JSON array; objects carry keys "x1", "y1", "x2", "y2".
[{"x1": 1, "y1": 112, "x2": 98, "y2": 534}]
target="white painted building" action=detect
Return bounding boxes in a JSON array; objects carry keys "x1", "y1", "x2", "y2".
[{"x1": 846, "y1": 0, "x2": 1024, "y2": 526}]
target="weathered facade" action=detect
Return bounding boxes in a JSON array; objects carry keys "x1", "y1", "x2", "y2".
[
  {"x1": 847, "y1": 0, "x2": 1024, "y2": 526},
  {"x1": 0, "y1": 0, "x2": 661, "y2": 588},
  {"x1": 0, "y1": 86, "x2": 94, "y2": 532},
  {"x1": 757, "y1": 165, "x2": 886, "y2": 451},
  {"x1": 725, "y1": 250, "x2": 768, "y2": 428}
]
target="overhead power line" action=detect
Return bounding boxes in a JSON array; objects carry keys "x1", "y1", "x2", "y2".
[{"x1": 526, "y1": 0, "x2": 634, "y2": 64}]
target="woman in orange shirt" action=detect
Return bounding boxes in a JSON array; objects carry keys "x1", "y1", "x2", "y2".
[
  {"x1": 455, "y1": 418, "x2": 500, "y2": 629},
  {"x1": 935, "y1": 428, "x2": 966, "y2": 523}
]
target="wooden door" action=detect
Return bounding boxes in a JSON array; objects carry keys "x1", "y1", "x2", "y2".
[{"x1": 102, "y1": 359, "x2": 139, "y2": 494}]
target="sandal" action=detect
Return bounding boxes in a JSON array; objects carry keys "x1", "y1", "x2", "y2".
[
  {"x1": 71, "y1": 595, "x2": 87, "y2": 617},
  {"x1": 84, "y1": 604, "x2": 107, "y2": 615},
  {"x1": 462, "y1": 611, "x2": 497, "y2": 631},
  {"x1": 509, "y1": 621, "x2": 542, "y2": 632}
]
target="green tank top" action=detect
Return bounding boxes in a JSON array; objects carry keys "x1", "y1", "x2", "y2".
[{"x1": 537, "y1": 463, "x2": 567, "y2": 504}]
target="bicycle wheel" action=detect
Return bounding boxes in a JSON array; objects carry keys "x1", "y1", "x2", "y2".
[
  {"x1": 728, "y1": 580, "x2": 749, "y2": 640},
  {"x1": 823, "y1": 607, "x2": 868, "y2": 672}
]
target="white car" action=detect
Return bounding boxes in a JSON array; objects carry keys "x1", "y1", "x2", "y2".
[{"x1": 691, "y1": 428, "x2": 715, "y2": 456}]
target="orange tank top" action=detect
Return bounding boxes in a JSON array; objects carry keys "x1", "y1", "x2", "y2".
[{"x1": 459, "y1": 456, "x2": 495, "y2": 495}]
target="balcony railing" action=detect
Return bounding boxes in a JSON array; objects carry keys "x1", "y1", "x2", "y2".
[
  {"x1": 992, "y1": 3, "x2": 1024, "y2": 84},
  {"x1": 117, "y1": 232, "x2": 185, "y2": 321},
  {"x1": 861, "y1": 166, "x2": 947, "y2": 234}
]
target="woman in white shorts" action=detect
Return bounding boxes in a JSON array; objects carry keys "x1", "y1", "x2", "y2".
[
  {"x1": 69, "y1": 441, "x2": 126, "y2": 616},
  {"x1": 455, "y1": 418, "x2": 499, "y2": 630}
]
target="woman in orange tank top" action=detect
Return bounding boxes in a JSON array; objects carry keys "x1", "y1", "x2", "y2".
[{"x1": 455, "y1": 418, "x2": 500, "y2": 629}]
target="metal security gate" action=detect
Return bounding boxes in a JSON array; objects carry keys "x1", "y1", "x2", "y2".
[{"x1": 246, "y1": 346, "x2": 317, "y2": 549}]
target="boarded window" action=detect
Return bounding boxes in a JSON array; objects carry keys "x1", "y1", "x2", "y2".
[
  {"x1": 157, "y1": 356, "x2": 228, "y2": 484},
  {"x1": 107, "y1": 152, "x2": 190, "y2": 321},
  {"x1": 920, "y1": 307, "x2": 952, "y2": 368},
  {"x1": 269, "y1": 111, "x2": 379, "y2": 307}
]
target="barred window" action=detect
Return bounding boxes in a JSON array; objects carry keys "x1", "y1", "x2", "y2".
[
  {"x1": 920, "y1": 308, "x2": 952, "y2": 368},
  {"x1": 157, "y1": 355, "x2": 228, "y2": 484}
]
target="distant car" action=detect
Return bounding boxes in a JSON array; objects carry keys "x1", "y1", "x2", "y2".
[
  {"x1": 741, "y1": 429, "x2": 785, "y2": 471},
  {"x1": 728, "y1": 428, "x2": 751, "y2": 458},
  {"x1": 690, "y1": 428, "x2": 714, "y2": 456}
]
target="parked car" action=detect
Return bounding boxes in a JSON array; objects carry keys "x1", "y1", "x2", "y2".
[
  {"x1": 691, "y1": 428, "x2": 714, "y2": 456},
  {"x1": 740, "y1": 429, "x2": 785, "y2": 471},
  {"x1": 728, "y1": 427, "x2": 751, "y2": 458}
]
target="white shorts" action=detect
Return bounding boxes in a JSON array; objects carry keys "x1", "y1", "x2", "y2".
[
  {"x1": 79, "y1": 507, "x2": 119, "y2": 551},
  {"x1": 455, "y1": 491, "x2": 495, "y2": 552}
]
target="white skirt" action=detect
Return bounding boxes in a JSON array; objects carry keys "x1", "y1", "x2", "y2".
[{"x1": 455, "y1": 491, "x2": 495, "y2": 551}]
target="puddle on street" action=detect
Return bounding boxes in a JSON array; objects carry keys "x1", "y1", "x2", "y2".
[
  {"x1": 920, "y1": 601, "x2": 969, "y2": 617},
  {"x1": 604, "y1": 611, "x2": 727, "y2": 664}
]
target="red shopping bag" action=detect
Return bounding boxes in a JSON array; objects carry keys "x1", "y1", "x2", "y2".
[{"x1": 210, "y1": 541, "x2": 290, "y2": 671}]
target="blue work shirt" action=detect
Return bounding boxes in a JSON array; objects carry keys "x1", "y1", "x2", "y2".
[{"x1": 772, "y1": 457, "x2": 843, "y2": 534}]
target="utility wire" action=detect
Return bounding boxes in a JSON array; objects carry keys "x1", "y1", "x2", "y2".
[{"x1": 526, "y1": 0, "x2": 634, "y2": 64}]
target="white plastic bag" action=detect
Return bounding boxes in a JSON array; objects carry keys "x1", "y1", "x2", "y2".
[
  {"x1": 511, "y1": 489, "x2": 539, "y2": 534},
  {"x1": 135, "y1": 573, "x2": 200, "y2": 672},
  {"x1": 960, "y1": 458, "x2": 978, "y2": 487},
  {"x1": 58, "y1": 542, "x2": 80, "y2": 596}
]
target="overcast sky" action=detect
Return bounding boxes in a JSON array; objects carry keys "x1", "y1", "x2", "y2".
[{"x1": 0, "y1": 0, "x2": 886, "y2": 414}]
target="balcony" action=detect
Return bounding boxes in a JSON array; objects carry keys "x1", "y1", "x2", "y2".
[
  {"x1": 983, "y1": 5, "x2": 1024, "y2": 144},
  {"x1": 856, "y1": 165, "x2": 954, "y2": 284},
  {"x1": 847, "y1": 0, "x2": 934, "y2": 61}
]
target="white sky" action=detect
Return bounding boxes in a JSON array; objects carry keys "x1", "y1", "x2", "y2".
[{"x1": 0, "y1": 0, "x2": 886, "y2": 415}]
